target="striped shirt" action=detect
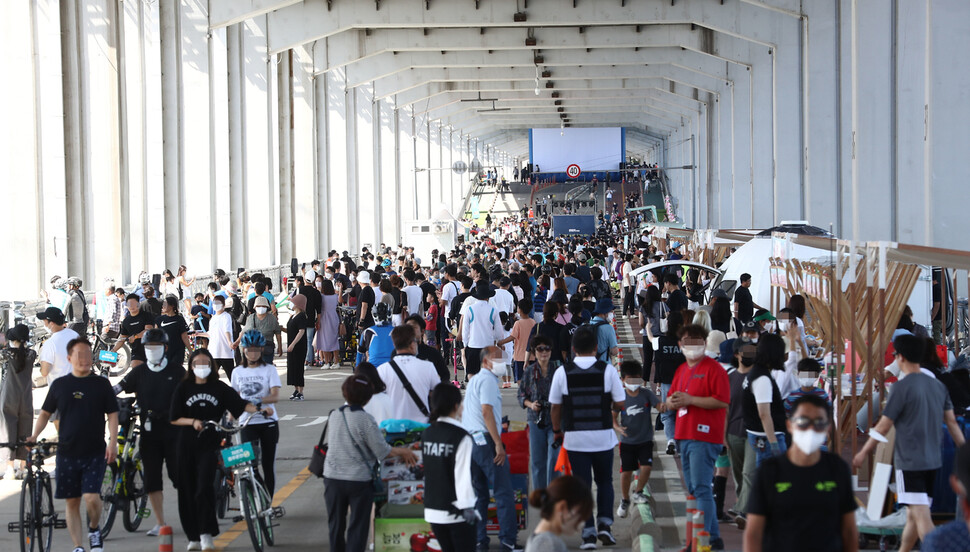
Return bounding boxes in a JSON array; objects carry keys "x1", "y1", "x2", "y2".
[{"x1": 322, "y1": 405, "x2": 392, "y2": 482}]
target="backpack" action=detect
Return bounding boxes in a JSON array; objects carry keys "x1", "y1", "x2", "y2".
[
  {"x1": 582, "y1": 318, "x2": 611, "y2": 360},
  {"x1": 68, "y1": 290, "x2": 90, "y2": 324}
]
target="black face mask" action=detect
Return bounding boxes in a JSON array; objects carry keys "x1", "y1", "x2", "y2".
[{"x1": 740, "y1": 356, "x2": 756, "y2": 367}]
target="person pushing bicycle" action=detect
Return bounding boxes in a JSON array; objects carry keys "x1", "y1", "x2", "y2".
[{"x1": 28, "y1": 337, "x2": 119, "y2": 552}]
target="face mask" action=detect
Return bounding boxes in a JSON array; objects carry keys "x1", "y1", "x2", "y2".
[
  {"x1": 624, "y1": 382, "x2": 642, "y2": 392},
  {"x1": 350, "y1": 275, "x2": 357, "y2": 283},
  {"x1": 193, "y1": 365, "x2": 211, "y2": 379},
  {"x1": 490, "y1": 361, "x2": 508, "y2": 378},
  {"x1": 740, "y1": 355, "x2": 756, "y2": 367},
  {"x1": 213, "y1": 303, "x2": 224, "y2": 312},
  {"x1": 145, "y1": 346, "x2": 165, "y2": 365},
  {"x1": 315, "y1": 282, "x2": 323, "y2": 288},
  {"x1": 326, "y1": 273, "x2": 334, "y2": 280},
  {"x1": 778, "y1": 321, "x2": 789, "y2": 332},
  {"x1": 225, "y1": 298, "x2": 234, "y2": 308},
  {"x1": 255, "y1": 307, "x2": 268, "y2": 315},
  {"x1": 764, "y1": 322, "x2": 776, "y2": 333},
  {"x1": 682, "y1": 345, "x2": 706, "y2": 361},
  {"x1": 791, "y1": 428, "x2": 827, "y2": 455}
]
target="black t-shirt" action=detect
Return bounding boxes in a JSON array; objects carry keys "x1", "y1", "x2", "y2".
[
  {"x1": 118, "y1": 362, "x2": 186, "y2": 426},
  {"x1": 735, "y1": 286, "x2": 754, "y2": 323},
  {"x1": 666, "y1": 288, "x2": 688, "y2": 315},
  {"x1": 358, "y1": 286, "x2": 376, "y2": 329},
  {"x1": 141, "y1": 297, "x2": 162, "y2": 318},
  {"x1": 168, "y1": 379, "x2": 249, "y2": 449},
  {"x1": 560, "y1": 322, "x2": 580, "y2": 363},
  {"x1": 748, "y1": 452, "x2": 856, "y2": 552},
  {"x1": 299, "y1": 286, "x2": 322, "y2": 325},
  {"x1": 190, "y1": 304, "x2": 209, "y2": 331},
  {"x1": 450, "y1": 292, "x2": 472, "y2": 321},
  {"x1": 391, "y1": 288, "x2": 404, "y2": 315},
  {"x1": 286, "y1": 312, "x2": 308, "y2": 349},
  {"x1": 335, "y1": 274, "x2": 352, "y2": 291},
  {"x1": 420, "y1": 282, "x2": 437, "y2": 311},
  {"x1": 120, "y1": 310, "x2": 157, "y2": 361},
  {"x1": 653, "y1": 335, "x2": 685, "y2": 384},
  {"x1": 155, "y1": 314, "x2": 189, "y2": 367},
  {"x1": 41, "y1": 374, "x2": 119, "y2": 457}
]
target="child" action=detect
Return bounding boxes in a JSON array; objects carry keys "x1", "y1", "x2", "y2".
[
  {"x1": 784, "y1": 358, "x2": 831, "y2": 415},
  {"x1": 525, "y1": 475, "x2": 594, "y2": 552},
  {"x1": 614, "y1": 360, "x2": 666, "y2": 517},
  {"x1": 424, "y1": 291, "x2": 439, "y2": 349}
]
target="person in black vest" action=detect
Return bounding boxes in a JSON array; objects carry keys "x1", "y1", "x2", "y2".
[
  {"x1": 742, "y1": 333, "x2": 789, "y2": 468},
  {"x1": 549, "y1": 327, "x2": 626, "y2": 549},
  {"x1": 422, "y1": 383, "x2": 478, "y2": 552}
]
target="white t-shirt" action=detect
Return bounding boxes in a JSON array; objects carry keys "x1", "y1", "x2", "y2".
[
  {"x1": 548, "y1": 356, "x2": 625, "y2": 452},
  {"x1": 377, "y1": 355, "x2": 441, "y2": 423},
  {"x1": 461, "y1": 301, "x2": 502, "y2": 348},
  {"x1": 402, "y1": 285, "x2": 424, "y2": 316},
  {"x1": 39, "y1": 328, "x2": 80, "y2": 383},
  {"x1": 231, "y1": 363, "x2": 282, "y2": 424},
  {"x1": 363, "y1": 392, "x2": 394, "y2": 424},
  {"x1": 208, "y1": 312, "x2": 235, "y2": 359},
  {"x1": 440, "y1": 280, "x2": 461, "y2": 309},
  {"x1": 492, "y1": 288, "x2": 516, "y2": 315}
]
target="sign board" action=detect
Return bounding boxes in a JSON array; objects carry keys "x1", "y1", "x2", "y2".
[
  {"x1": 551, "y1": 215, "x2": 596, "y2": 237},
  {"x1": 566, "y1": 164, "x2": 581, "y2": 178},
  {"x1": 98, "y1": 350, "x2": 118, "y2": 365},
  {"x1": 220, "y1": 442, "x2": 255, "y2": 468}
]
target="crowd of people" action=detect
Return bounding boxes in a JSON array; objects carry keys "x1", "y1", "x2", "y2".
[{"x1": 4, "y1": 199, "x2": 970, "y2": 552}]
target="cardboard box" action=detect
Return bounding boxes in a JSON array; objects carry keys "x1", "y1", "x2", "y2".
[{"x1": 373, "y1": 518, "x2": 435, "y2": 552}]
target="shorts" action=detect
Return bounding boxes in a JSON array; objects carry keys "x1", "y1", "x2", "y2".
[
  {"x1": 619, "y1": 441, "x2": 654, "y2": 472},
  {"x1": 715, "y1": 446, "x2": 731, "y2": 469},
  {"x1": 896, "y1": 469, "x2": 937, "y2": 506},
  {"x1": 55, "y1": 455, "x2": 107, "y2": 499}
]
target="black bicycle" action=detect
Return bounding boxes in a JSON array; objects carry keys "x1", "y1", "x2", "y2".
[
  {"x1": 99, "y1": 398, "x2": 148, "y2": 537},
  {"x1": 3, "y1": 440, "x2": 64, "y2": 552}
]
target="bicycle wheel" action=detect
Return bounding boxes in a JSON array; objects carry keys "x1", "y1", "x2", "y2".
[
  {"x1": 214, "y1": 469, "x2": 229, "y2": 519},
  {"x1": 36, "y1": 476, "x2": 54, "y2": 552},
  {"x1": 239, "y1": 479, "x2": 263, "y2": 552},
  {"x1": 122, "y1": 459, "x2": 148, "y2": 532},
  {"x1": 19, "y1": 478, "x2": 34, "y2": 552},
  {"x1": 109, "y1": 343, "x2": 132, "y2": 377},
  {"x1": 99, "y1": 463, "x2": 120, "y2": 537},
  {"x1": 255, "y1": 481, "x2": 274, "y2": 546}
]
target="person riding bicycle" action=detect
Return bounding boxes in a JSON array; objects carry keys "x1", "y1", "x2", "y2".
[
  {"x1": 170, "y1": 349, "x2": 263, "y2": 551},
  {"x1": 113, "y1": 328, "x2": 185, "y2": 536},
  {"x1": 231, "y1": 330, "x2": 282, "y2": 496}
]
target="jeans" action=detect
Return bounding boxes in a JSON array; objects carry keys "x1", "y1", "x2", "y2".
[
  {"x1": 528, "y1": 421, "x2": 559, "y2": 491},
  {"x1": 566, "y1": 449, "x2": 614, "y2": 539},
  {"x1": 659, "y1": 383, "x2": 676, "y2": 444},
  {"x1": 678, "y1": 440, "x2": 721, "y2": 540},
  {"x1": 513, "y1": 361, "x2": 525, "y2": 383},
  {"x1": 304, "y1": 326, "x2": 316, "y2": 363},
  {"x1": 470, "y1": 435, "x2": 518, "y2": 547},
  {"x1": 748, "y1": 432, "x2": 788, "y2": 468},
  {"x1": 726, "y1": 433, "x2": 756, "y2": 513}
]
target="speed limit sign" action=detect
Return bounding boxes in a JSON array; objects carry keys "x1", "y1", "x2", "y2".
[{"x1": 566, "y1": 164, "x2": 581, "y2": 178}]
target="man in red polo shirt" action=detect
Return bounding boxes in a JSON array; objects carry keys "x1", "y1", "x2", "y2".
[{"x1": 667, "y1": 324, "x2": 730, "y2": 550}]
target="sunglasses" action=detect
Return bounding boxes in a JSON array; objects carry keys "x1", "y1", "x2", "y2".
[
  {"x1": 535, "y1": 346, "x2": 552, "y2": 352},
  {"x1": 791, "y1": 416, "x2": 830, "y2": 431}
]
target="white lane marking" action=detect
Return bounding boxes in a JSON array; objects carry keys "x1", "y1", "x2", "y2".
[
  {"x1": 279, "y1": 414, "x2": 298, "y2": 421},
  {"x1": 296, "y1": 416, "x2": 329, "y2": 427}
]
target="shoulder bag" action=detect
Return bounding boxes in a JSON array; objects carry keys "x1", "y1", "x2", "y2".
[
  {"x1": 341, "y1": 410, "x2": 385, "y2": 495},
  {"x1": 388, "y1": 359, "x2": 430, "y2": 417},
  {"x1": 307, "y1": 408, "x2": 335, "y2": 478}
]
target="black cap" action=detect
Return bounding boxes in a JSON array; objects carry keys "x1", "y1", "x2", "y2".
[
  {"x1": 37, "y1": 307, "x2": 66, "y2": 325},
  {"x1": 473, "y1": 284, "x2": 495, "y2": 300},
  {"x1": 742, "y1": 321, "x2": 760, "y2": 333}
]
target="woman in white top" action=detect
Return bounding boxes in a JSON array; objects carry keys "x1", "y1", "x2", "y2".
[
  {"x1": 354, "y1": 362, "x2": 393, "y2": 423},
  {"x1": 207, "y1": 295, "x2": 236, "y2": 379},
  {"x1": 177, "y1": 265, "x2": 196, "y2": 312},
  {"x1": 232, "y1": 330, "x2": 282, "y2": 496}
]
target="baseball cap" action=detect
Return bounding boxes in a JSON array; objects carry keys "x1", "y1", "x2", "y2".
[
  {"x1": 254, "y1": 296, "x2": 270, "y2": 308},
  {"x1": 37, "y1": 307, "x2": 66, "y2": 326},
  {"x1": 712, "y1": 288, "x2": 729, "y2": 299},
  {"x1": 742, "y1": 320, "x2": 760, "y2": 333}
]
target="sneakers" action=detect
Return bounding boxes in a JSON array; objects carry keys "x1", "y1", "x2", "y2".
[
  {"x1": 146, "y1": 524, "x2": 162, "y2": 536},
  {"x1": 501, "y1": 542, "x2": 524, "y2": 552},
  {"x1": 666, "y1": 440, "x2": 677, "y2": 455},
  {"x1": 200, "y1": 533, "x2": 215, "y2": 550},
  {"x1": 734, "y1": 513, "x2": 747, "y2": 530},
  {"x1": 710, "y1": 537, "x2": 725, "y2": 550},
  {"x1": 616, "y1": 499, "x2": 630, "y2": 518},
  {"x1": 289, "y1": 391, "x2": 305, "y2": 401},
  {"x1": 580, "y1": 535, "x2": 598, "y2": 550},
  {"x1": 73, "y1": 548, "x2": 85, "y2": 552},
  {"x1": 186, "y1": 542, "x2": 202, "y2": 551},
  {"x1": 597, "y1": 524, "x2": 616, "y2": 546},
  {"x1": 89, "y1": 528, "x2": 104, "y2": 552},
  {"x1": 631, "y1": 491, "x2": 649, "y2": 504}
]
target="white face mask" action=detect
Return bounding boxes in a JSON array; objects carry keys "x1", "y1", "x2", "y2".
[
  {"x1": 225, "y1": 298, "x2": 234, "y2": 308},
  {"x1": 255, "y1": 306, "x2": 268, "y2": 315},
  {"x1": 145, "y1": 345, "x2": 165, "y2": 366},
  {"x1": 315, "y1": 282, "x2": 323, "y2": 288},
  {"x1": 791, "y1": 428, "x2": 827, "y2": 455},
  {"x1": 350, "y1": 275, "x2": 357, "y2": 283},
  {"x1": 624, "y1": 382, "x2": 642, "y2": 392},
  {"x1": 193, "y1": 365, "x2": 211, "y2": 379},
  {"x1": 213, "y1": 303, "x2": 224, "y2": 312},
  {"x1": 764, "y1": 322, "x2": 776, "y2": 333},
  {"x1": 682, "y1": 345, "x2": 706, "y2": 361},
  {"x1": 490, "y1": 361, "x2": 508, "y2": 378},
  {"x1": 778, "y1": 321, "x2": 789, "y2": 332}
]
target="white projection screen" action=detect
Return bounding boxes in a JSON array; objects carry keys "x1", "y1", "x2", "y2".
[{"x1": 529, "y1": 127, "x2": 624, "y2": 172}]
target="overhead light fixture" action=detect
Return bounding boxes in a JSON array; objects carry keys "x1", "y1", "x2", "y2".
[{"x1": 460, "y1": 92, "x2": 499, "y2": 102}]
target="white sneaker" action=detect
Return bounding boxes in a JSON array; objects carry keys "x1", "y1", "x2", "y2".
[
  {"x1": 146, "y1": 524, "x2": 162, "y2": 536},
  {"x1": 616, "y1": 499, "x2": 630, "y2": 518},
  {"x1": 632, "y1": 491, "x2": 649, "y2": 504},
  {"x1": 200, "y1": 533, "x2": 215, "y2": 551},
  {"x1": 187, "y1": 542, "x2": 202, "y2": 551}
]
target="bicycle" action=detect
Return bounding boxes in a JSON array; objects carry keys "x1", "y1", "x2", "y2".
[
  {"x1": 207, "y1": 415, "x2": 284, "y2": 552},
  {"x1": 90, "y1": 320, "x2": 132, "y2": 377},
  {"x1": 2, "y1": 440, "x2": 65, "y2": 552},
  {"x1": 99, "y1": 397, "x2": 148, "y2": 537}
]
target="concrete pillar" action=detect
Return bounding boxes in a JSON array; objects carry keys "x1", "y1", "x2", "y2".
[
  {"x1": 209, "y1": 26, "x2": 231, "y2": 272},
  {"x1": 292, "y1": 46, "x2": 316, "y2": 260},
  {"x1": 279, "y1": 50, "x2": 294, "y2": 262},
  {"x1": 355, "y1": 86, "x2": 376, "y2": 249},
  {"x1": 159, "y1": 0, "x2": 182, "y2": 270},
  {"x1": 313, "y1": 63, "x2": 331, "y2": 255},
  {"x1": 378, "y1": 99, "x2": 399, "y2": 244},
  {"x1": 227, "y1": 23, "x2": 247, "y2": 268},
  {"x1": 326, "y1": 69, "x2": 350, "y2": 251}
]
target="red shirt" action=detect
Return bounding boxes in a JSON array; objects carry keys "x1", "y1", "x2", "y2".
[{"x1": 667, "y1": 357, "x2": 730, "y2": 444}]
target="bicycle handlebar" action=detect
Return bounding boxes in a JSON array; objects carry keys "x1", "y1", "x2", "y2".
[{"x1": 200, "y1": 410, "x2": 269, "y2": 435}]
